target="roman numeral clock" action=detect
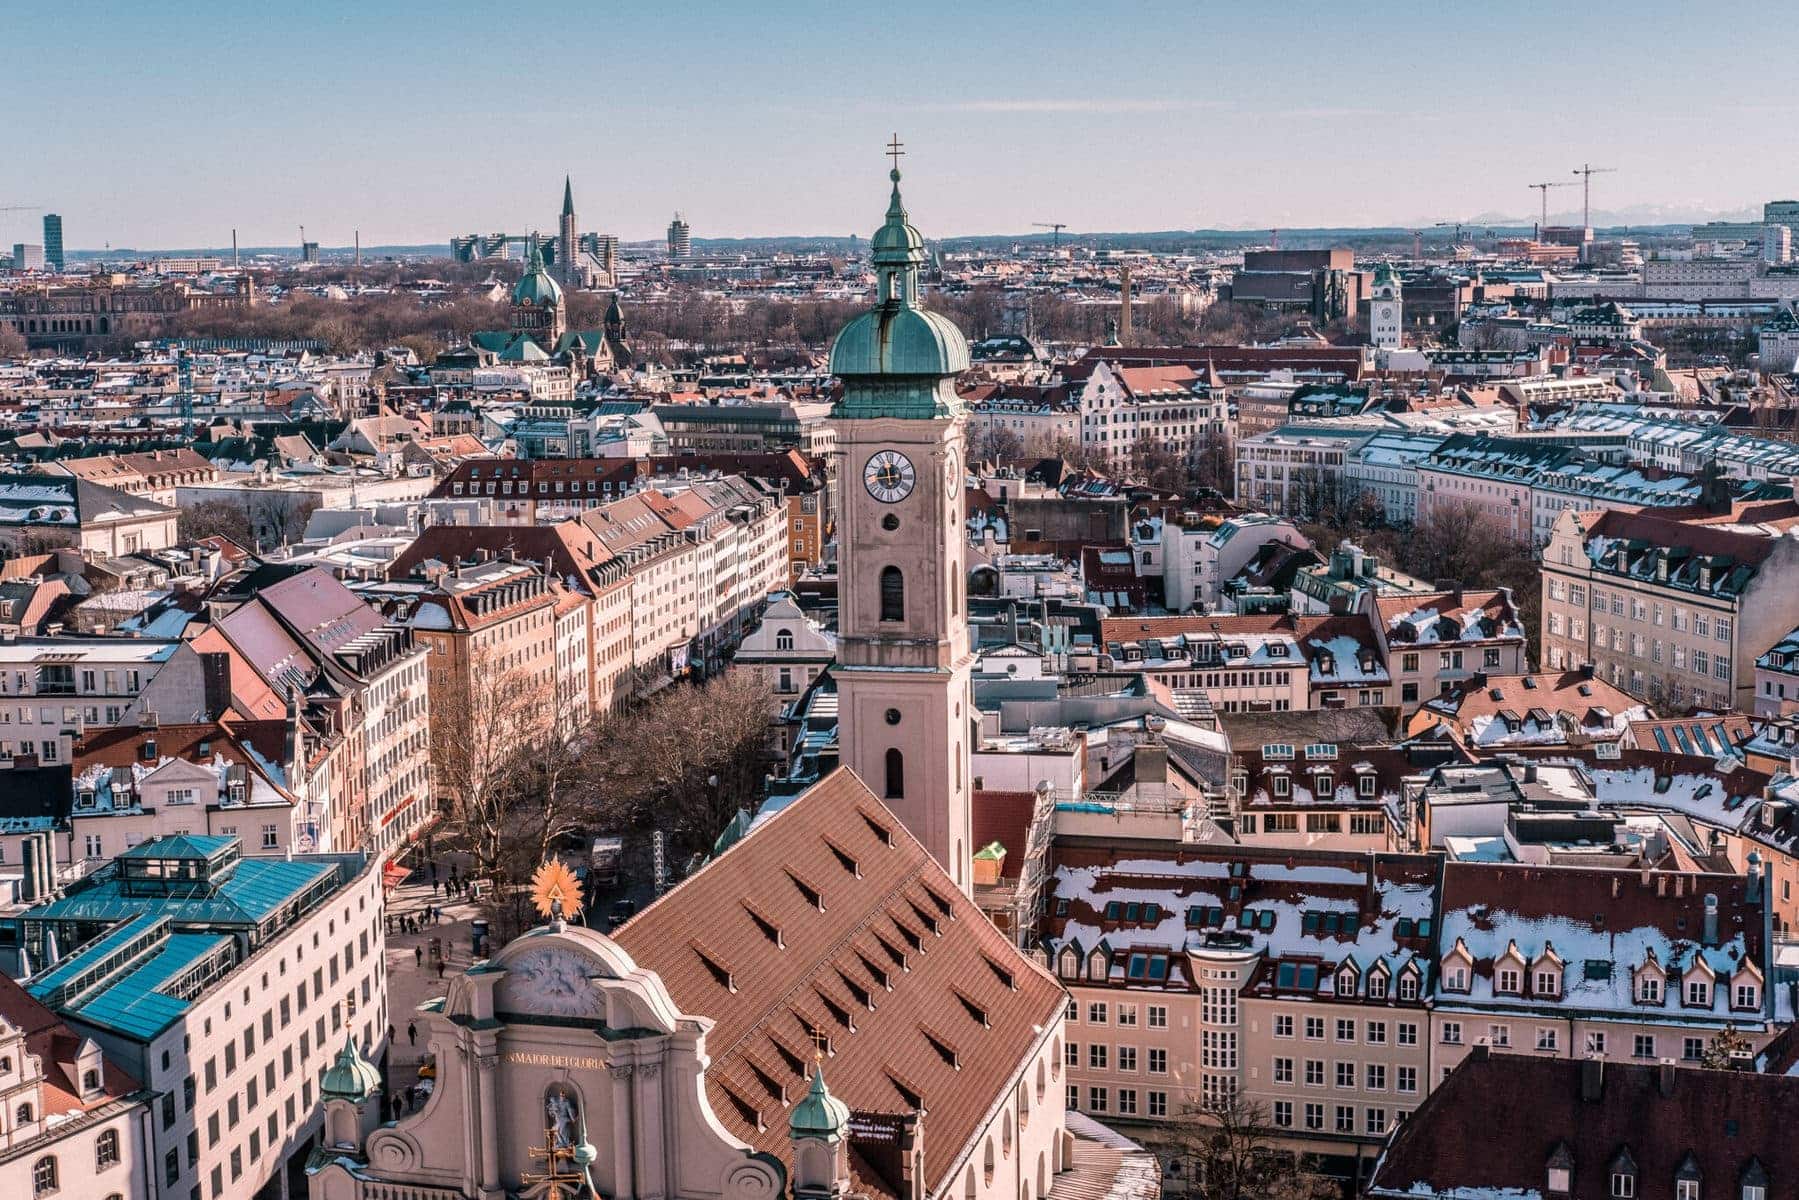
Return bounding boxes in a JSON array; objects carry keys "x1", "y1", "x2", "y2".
[{"x1": 863, "y1": 450, "x2": 916, "y2": 503}]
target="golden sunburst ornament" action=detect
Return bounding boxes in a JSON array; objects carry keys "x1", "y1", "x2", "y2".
[{"x1": 531, "y1": 860, "x2": 584, "y2": 923}]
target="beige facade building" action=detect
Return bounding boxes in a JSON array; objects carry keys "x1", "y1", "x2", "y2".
[
  {"x1": 0, "y1": 978, "x2": 153, "y2": 1200},
  {"x1": 1539, "y1": 501, "x2": 1799, "y2": 711}
]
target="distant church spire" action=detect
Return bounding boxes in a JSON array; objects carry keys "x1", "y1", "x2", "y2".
[{"x1": 562, "y1": 175, "x2": 576, "y2": 219}]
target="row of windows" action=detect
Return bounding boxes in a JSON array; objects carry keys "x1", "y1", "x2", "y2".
[
  {"x1": 1065, "y1": 1042, "x2": 1170, "y2": 1073},
  {"x1": 1066, "y1": 1085, "x2": 1169, "y2": 1118},
  {"x1": 1066, "y1": 1001, "x2": 1170, "y2": 1028},
  {"x1": 1276, "y1": 1014, "x2": 1421, "y2": 1043},
  {"x1": 1270, "y1": 1057, "x2": 1416, "y2": 1093}
]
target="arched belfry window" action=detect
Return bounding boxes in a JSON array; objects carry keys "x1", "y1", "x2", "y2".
[
  {"x1": 880, "y1": 567, "x2": 905, "y2": 622},
  {"x1": 885, "y1": 749, "x2": 905, "y2": 799}
]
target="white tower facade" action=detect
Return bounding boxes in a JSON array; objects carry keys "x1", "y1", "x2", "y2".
[{"x1": 1370, "y1": 262, "x2": 1404, "y2": 350}]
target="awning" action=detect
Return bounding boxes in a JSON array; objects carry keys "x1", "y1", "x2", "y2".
[{"x1": 382, "y1": 862, "x2": 412, "y2": 892}]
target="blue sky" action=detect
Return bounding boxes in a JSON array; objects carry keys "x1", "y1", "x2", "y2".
[{"x1": 10, "y1": 0, "x2": 1795, "y2": 249}]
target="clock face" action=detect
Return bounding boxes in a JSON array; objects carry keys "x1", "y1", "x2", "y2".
[
  {"x1": 864, "y1": 450, "x2": 916, "y2": 504},
  {"x1": 945, "y1": 448, "x2": 960, "y2": 497}
]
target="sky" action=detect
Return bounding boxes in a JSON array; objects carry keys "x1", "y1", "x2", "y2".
[{"x1": 10, "y1": 0, "x2": 1797, "y2": 251}]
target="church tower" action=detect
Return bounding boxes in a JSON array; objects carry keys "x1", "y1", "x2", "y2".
[
  {"x1": 559, "y1": 176, "x2": 580, "y2": 286},
  {"x1": 511, "y1": 241, "x2": 566, "y2": 350},
  {"x1": 1370, "y1": 261, "x2": 1403, "y2": 350},
  {"x1": 829, "y1": 153, "x2": 975, "y2": 892}
]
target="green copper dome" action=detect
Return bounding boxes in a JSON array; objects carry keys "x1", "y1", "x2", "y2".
[
  {"x1": 790, "y1": 1065, "x2": 850, "y2": 1140},
  {"x1": 829, "y1": 165, "x2": 969, "y2": 392},
  {"x1": 514, "y1": 244, "x2": 563, "y2": 307},
  {"x1": 321, "y1": 1036, "x2": 382, "y2": 1102}
]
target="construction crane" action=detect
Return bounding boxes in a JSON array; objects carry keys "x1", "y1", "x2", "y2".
[
  {"x1": 1571, "y1": 163, "x2": 1617, "y2": 229},
  {"x1": 0, "y1": 205, "x2": 43, "y2": 213},
  {"x1": 1032, "y1": 222, "x2": 1068, "y2": 248},
  {"x1": 1527, "y1": 181, "x2": 1577, "y2": 235}
]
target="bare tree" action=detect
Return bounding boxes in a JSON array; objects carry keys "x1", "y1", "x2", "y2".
[
  {"x1": 429, "y1": 649, "x2": 557, "y2": 888},
  {"x1": 588, "y1": 670, "x2": 774, "y2": 857},
  {"x1": 178, "y1": 498, "x2": 255, "y2": 546},
  {"x1": 0, "y1": 325, "x2": 28, "y2": 358},
  {"x1": 1162, "y1": 1096, "x2": 1337, "y2": 1200},
  {"x1": 970, "y1": 424, "x2": 1026, "y2": 466}
]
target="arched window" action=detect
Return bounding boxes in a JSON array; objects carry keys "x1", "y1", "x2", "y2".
[
  {"x1": 885, "y1": 749, "x2": 905, "y2": 800},
  {"x1": 879, "y1": 567, "x2": 905, "y2": 622},
  {"x1": 82, "y1": 1068, "x2": 100, "y2": 1093},
  {"x1": 775, "y1": 629, "x2": 794, "y2": 651},
  {"x1": 32, "y1": 1155, "x2": 56, "y2": 1196},
  {"x1": 95, "y1": 1129, "x2": 120, "y2": 1169}
]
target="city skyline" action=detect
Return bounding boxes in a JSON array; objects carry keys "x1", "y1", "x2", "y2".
[{"x1": 10, "y1": 0, "x2": 1797, "y2": 250}]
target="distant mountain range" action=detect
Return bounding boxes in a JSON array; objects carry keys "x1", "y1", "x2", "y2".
[{"x1": 62, "y1": 205, "x2": 1775, "y2": 262}]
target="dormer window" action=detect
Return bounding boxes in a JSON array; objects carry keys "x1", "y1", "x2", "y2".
[
  {"x1": 1367, "y1": 969, "x2": 1389, "y2": 1000},
  {"x1": 1734, "y1": 981, "x2": 1759, "y2": 1010},
  {"x1": 1685, "y1": 978, "x2": 1711, "y2": 1008},
  {"x1": 1546, "y1": 1143, "x2": 1574, "y2": 1196},
  {"x1": 1058, "y1": 949, "x2": 1079, "y2": 981},
  {"x1": 1497, "y1": 966, "x2": 1521, "y2": 995},
  {"x1": 1638, "y1": 974, "x2": 1663, "y2": 1004},
  {"x1": 1535, "y1": 969, "x2": 1560, "y2": 998},
  {"x1": 1397, "y1": 971, "x2": 1419, "y2": 1001},
  {"x1": 1445, "y1": 964, "x2": 1468, "y2": 991}
]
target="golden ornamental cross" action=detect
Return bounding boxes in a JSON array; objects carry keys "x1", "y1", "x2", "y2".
[
  {"x1": 809, "y1": 1025, "x2": 831, "y2": 1062},
  {"x1": 886, "y1": 134, "x2": 905, "y2": 171},
  {"x1": 522, "y1": 1121, "x2": 582, "y2": 1196}
]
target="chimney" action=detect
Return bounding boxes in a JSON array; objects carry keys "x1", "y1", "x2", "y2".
[
  {"x1": 201, "y1": 650, "x2": 232, "y2": 721},
  {"x1": 1579, "y1": 662, "x2": 1595, "y2": 680},
  {"x1": 1702, "y1": 893, "x2": 1719, "y2": 946},
  {"x1": 1657, "y1": 1058, "x2": 1676, "y2": 1098},
  {"x1": 1580, "y1": 1055, "x2": 1604, "y2": 1103},
  {"x1": 21, "y1": 837, "x2": 39, "y2": 903},
  {"x1": 1746, "y1": 853, "x2": 1763, "y2": 904}
]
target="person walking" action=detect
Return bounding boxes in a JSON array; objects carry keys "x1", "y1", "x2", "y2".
[
  {"x1": 407, "y1": 1021, "x2": 417, "y2": 1047},
  {"x1": 413, "y1": 945, "x2": 422, "y2": 967},
  {"x1": 387, "y1": 1023, "x2": 396, "y2": 1046}
]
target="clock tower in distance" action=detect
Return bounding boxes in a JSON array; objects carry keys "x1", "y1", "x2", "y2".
[{"x1": 828, "y1": 156, "x2": 975, "y2": 893}]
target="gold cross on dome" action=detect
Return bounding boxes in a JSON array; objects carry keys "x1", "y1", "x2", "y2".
[
  {"x1": 886, "y1": 134, "x2": 906, "y2": 171},
  {"x1": 809, "y1": 1025, "x2": 831, "y2": 1062}
]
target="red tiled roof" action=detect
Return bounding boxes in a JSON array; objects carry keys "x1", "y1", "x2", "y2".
[
  {"x1": 613, "y1": 769, "x2": 1063, "y2": 1197},
  {"x1": 1370, "y1": 1051, "x2": 1795, "y2": 1199},
  {"x1": 0, "y1": 974, "x2": 140, "y2": 1114},
  {"x1": 972, "y1": 790, "x2": 1038, "y2": 861}
]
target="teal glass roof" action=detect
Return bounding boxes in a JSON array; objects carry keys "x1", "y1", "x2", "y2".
[
  {"x1": 118, "y1": 834, "x2": 234, "y2": 860},
  {"x1": 55, "y1": 933, "x2": 234, "y2": 1040},
  {"x1": 30, "y1": 857, "x2": 337, "y2": 927}
]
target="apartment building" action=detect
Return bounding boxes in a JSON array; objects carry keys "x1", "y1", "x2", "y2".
[
  {"x1": 1097, "y1": 614, "x2": 1394, "y2": 711},
  {"x1": 733, "y1": 592, "x2": 837, "y2": 712},
  {"x1": 0, "y1": 977, "x2": 153, "y2": 1200},
  {"x1": 1077, "y1": 360, "x2": 1229, "y2": 464},
  {"x1": 1370, "y1": 589, "x2": 1528, "y2": 711},
  {"x1": 154, "y1": 565, "x2": 432, "y2": 855},
  {"x1": 13, "y1": 834, "x2": 385, "y2": 1200},
  {"x1": 0, "y1": 638, "x2": 178, "y2": 765},
  {"x1": 1041, "y1": 839, "x2": 1785, "y2": 1192},
  {"x1": 0, "y1": 475, "x2": 180, "y2": 558},
  {"x1": 1538, "y1": 501, "x2": 1799, "y2": 711},
  {"x1": 1754, "y1": 626, "x2": 1799, "y2": 717},
  {"x1": 65, "y1": 720, "x2": 313, "y2": 867},
  {"x1": 49, "y1": 450, "x2": 220, "y2": 507},
  {"x1": 1045, "y1": 843, "x2": 1439, "y2": 1187},
  {"x1": 1431, "y1": 860, "x2": 1782, "y2": 1079},
  {"x1": 1234, "y1": 429, "x2": 1353, "y2": 518},
  {"x1": 390, "y1": 558, "x2": 575, "y2": 761},
  {"x1": 1161, "y1": 512, "x2": 1308, "y2": 613},
  {"x1": 1339, "y1": 430, "x2": 1444, "y2": 528},
  {"x1": 1415, "y1": 437, "x2": 1584, "y2": 545}
]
